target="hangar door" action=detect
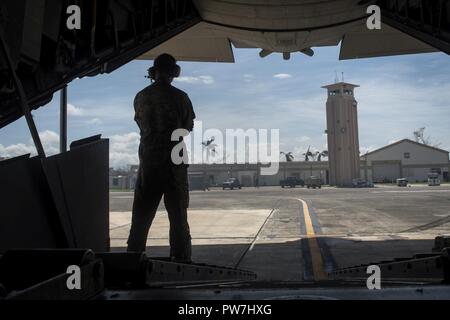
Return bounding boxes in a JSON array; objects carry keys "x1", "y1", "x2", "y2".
[{"x1": 372, "y1": 162, "x2": 401, "y2": 182}]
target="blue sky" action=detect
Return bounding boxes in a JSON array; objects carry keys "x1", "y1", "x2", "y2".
[{"x1": 1, "y1": 46, "x2": 449, "y2": 168}]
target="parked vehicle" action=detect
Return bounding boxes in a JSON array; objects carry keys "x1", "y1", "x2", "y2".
[
  {"x1": 306, "y1": 176, "x2": 322, "y2": 189},
  {"x1": 280, "y1": 176, "x2": 304, "y2": 188},
  {"x1": 222, "y1": 178, "x2": 242, "y2": 190},
  {"x1": 352, "y1": 178, "x2": 374, "y2": 188},
  {"x1": 428, "y1": 173, "x2": 441, "y2": 186},
  {"x1": 396, "y1": 178, "x2": 408, "y2": 187}
]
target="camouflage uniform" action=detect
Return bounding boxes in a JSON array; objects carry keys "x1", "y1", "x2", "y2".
[{"x1": 127, "y1": 81, "x2": 195, "y2": 260}]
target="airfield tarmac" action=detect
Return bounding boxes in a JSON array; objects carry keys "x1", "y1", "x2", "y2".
[{"x1": 109, "y1": 185, "x2": 450, "y2": 281}]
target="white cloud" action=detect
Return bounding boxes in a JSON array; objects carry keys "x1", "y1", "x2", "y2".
[
  {"x1": 360, "y1": 145, "x2": 378, "y2": 155},
  {"x1": 39, "y1": 130, "x2": 60, "y2": 155},
  {"x1": 0, "y1": 130, "x2": 60, "y2": 158},
  {"x1": 0, "y1": 143, "x2": 35, "y2": 158},
  {"x1": 108, "y1": 132, "x2": 140, "y2": 169},
  {"x1": 0, "y1": 131, "x2": 140, "y2": 169},
  {"x1": 67, "y1": 103, "x2": 85, "y2": 116},
  {"x1": 175, "y1": 75, "x2": 215, "y2": 85},
  {"x1": 67, "y1": 98, "x2": 134, "y2": 125},
  {"x1": 292, "y1": 146, "x2": 309, "y2": 161},
  {"x1": 87, "y1": 118, "x2": 102, "y2": 125},
  {"x1": 175, "y1": 76, "x2": 197, "y2": 83},
  {"x1": 296, "y1": 136, "x2": 311, "y2": 143},
  {"x1": 388, "y1": 139, "x2": 400, "y2": 145},
  {"x1": 243, "y1": 74, "x2": 254, "y2": 82},
  {"x1": 273, "y1": 73, "x2": 292, "y2": 79},
  {"x1": 198, "y1": 76, "x2": 215, "y2": 84}
]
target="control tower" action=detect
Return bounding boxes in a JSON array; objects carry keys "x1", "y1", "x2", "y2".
[{"x1": 322, "y1": 82, "x2": 360, "y2": 186}]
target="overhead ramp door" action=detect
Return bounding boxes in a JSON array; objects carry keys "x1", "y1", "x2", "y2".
[{"x1": 372, "y1": 162, "x2": 401, "y2": 183}]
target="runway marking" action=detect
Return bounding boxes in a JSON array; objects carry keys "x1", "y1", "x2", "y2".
[
  {"x1": 234, "y1": 200, "x2": 281, "y2": 269},
  {"x1": 400, "y1": 214, "x2": 450, "y2": 233},
  {"x1": 371, "y1": 190, "x2": 450, "y2": 194},
  {"x1": 297, "y1": 199, "x2": 327, "y2": 281}
]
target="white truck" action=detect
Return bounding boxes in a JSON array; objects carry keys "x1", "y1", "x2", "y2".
[{"x1": 428, "y1": 173, "x2": 441, "y2": 186}]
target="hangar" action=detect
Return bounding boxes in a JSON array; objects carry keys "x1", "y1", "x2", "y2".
[{"x1": 361, "y1": 139, "x2": 450, "y2": 183}]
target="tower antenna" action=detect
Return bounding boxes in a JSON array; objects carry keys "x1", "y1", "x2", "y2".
[
  {"x1": 342, "y1": 72, "x2": 344, "y2": 82},
  {"x1": 334, "y1": 71, "x2": 339, "y2": 83}
]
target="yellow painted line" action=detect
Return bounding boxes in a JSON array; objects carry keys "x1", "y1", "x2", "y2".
[{"x1": 298, "y1": 199, "x2": 327, "y2": 281}]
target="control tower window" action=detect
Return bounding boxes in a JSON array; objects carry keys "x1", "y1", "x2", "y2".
[
  {"x1": 329, "y1": 90, "x2": 340, "y2": 96},
  {"x1": 344, "y1": 89, "x2": 353, "y2": 95}
]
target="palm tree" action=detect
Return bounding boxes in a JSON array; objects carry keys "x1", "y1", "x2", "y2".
[
  {"x1": 280, "y1": 151, "x2": 294, "y2": 179},
  {"x1": 317, "y1": 150, "x2": 328, "y2": 162},
  {"x1": 303, "y1": 146, "x2": 314, "y2": 162},
  {"x1": 280, "y1": 151, "x2": 294, "y2": 162},
  {"x1": 312, "y1": 151, "x2": 320, "y2": 161},
  {"x1": 201, "y1": 137, "x2": 217, "y2": 163}
]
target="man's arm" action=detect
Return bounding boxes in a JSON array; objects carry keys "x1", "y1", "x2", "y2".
[
  {"x1": 134, "y1": 93, "x2": 143, "y2": 132},
  {"x1": 182, "y1": 93, "x2": 196, "y2": 132}
]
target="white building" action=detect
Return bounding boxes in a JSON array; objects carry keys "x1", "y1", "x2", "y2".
[
  {"x1": 109, "y1": 165, "x2": 139, "y2": 190},
  {"x1": 187, "y1": 162, "x2": 329, "y2": 188},
  {"x1": 361, "y1": 139, "x2": 450, "y2": 183}
]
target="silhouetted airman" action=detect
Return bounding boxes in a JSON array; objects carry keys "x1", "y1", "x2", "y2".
[{"x1": 127, "y1": 54, "x2": 195, "y2": 262}]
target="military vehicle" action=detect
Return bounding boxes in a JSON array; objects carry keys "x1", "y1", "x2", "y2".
[
  {"x1": 222, "y1": 178, "x2": 242, "y2": 190},
  {"x1": 397, "y1": 178, "x2": 409, "y2": 187},
  {"x1": 280, "y1": 176, "x2": 305, "y2": 188},
  {"x1": 306, "y1": 176, "x2": 322, "y2": 189}
]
